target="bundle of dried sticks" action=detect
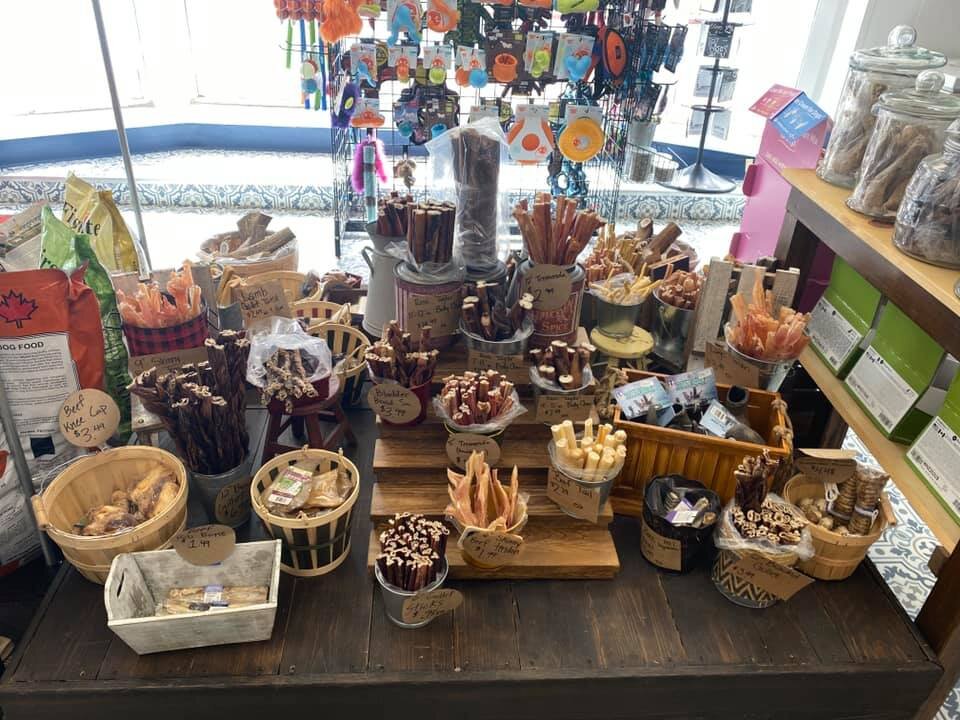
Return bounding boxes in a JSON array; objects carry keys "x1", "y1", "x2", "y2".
[
  {"x1": 529, "y1": 340, "x2": 594, "y2": 390},
  {"x1": 513, "y1": 193, "x2": 605, "y2": 266},
  {"x1": 439, "y1": 370, "x2": 517, "y2": 426},
  {"x1": 128, "y1": 331, "x2": 250, "y2": 475},
  {"x1": 261, "y1": 348, "x2": 320, "y2": 412},
  {"x1": 365, "y1": 320, "x2": 440, "y2": 387},
  {"x1": 461, "y1": 281, "x2": 533, "y2": 341},
  {"x1": 375, "y1": 193, "x2": 456, "y2": 265},
  {"x1": 376, "y1": 513, "x2": 449, "y2": 592}
]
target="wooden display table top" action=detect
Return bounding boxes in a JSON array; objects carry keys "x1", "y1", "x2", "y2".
[{"x1": 0, "y1": 410, "x2": 941, "y2": 719}]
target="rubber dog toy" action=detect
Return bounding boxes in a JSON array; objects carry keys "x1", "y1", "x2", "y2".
[
  {"x1": 506, "y1": 112, "x2": 555, "y2": 164},
  {"x1": 319, "y1": 0, "x2": 363, "y2": 43},
  {"x1": 396, "y1": 56, "x2": 411, "y2": 83},
  {"x1": 493, "y1": 54, "x2": 518, "y2": 83},
  {"x1": 557, "y1": 116, "x2": 604, "y2": 162},
  {"x1": 355, "y1": 58, "x2": 376, "y2": 87},
  {"x1": 602, "y1": 29, "x2": 627, "y2": 80},
  {"x1": 565, "y1": 52, "x2": 592, "y2": 82},
  {"x1": 529, "y1": 48, "x2": 551, "y2": 79},
  {"x1": 331, "y1": 81, "x2": 359, "y2": 128},
  {"x1": 431, "y1": 123, "x2": 448, "y2": 138},
  {"x1": 555, "y1": 0, "x2": 599, "y2": 13},
  {"x1": 426, "y1": 0, "x2": 460, "y2": 33},
  {"x1": 351, "y1": 137, "x2": 388, "y2": 193},
  {"x1": 388, "y1": 3, "x2": 421, "y2": 45},
  {"x1": 350, "y1": 102, "x2": 387, "y2": 128},
  {"x1": 456, "y1": 66, "x2": 471, "y2": 86},
  {"x1": 428, "y1": 57, "x2": 447, "y2": 84},
  {"x1": 469, "y1": 64, "x2": 488, "y2": 88}
]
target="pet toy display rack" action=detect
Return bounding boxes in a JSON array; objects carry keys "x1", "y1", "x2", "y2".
[
  {"x1": 661, "y1": 0, "x2": 741, "y2": 194},
  {"x1": 321, "y1": 0, "x2": 687, "y2": 250}
]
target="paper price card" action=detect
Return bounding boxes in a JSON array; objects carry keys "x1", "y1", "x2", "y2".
[
  {"x1": 58, "y1": 389, "x2": 120, "y2": 448},
  {"x1": 368, "y1": 384, "x2": 421, "y2": 424},
  {"x1": 795, "y1": 448, "x2": 857, "y2": 485},
  {"x1": 468, "y1": 349, "x2": 526, "y2": 375},
  {"x1": 214, "y1": 478, "x2": 253, "y2": 527},
  {"x1": 237, "y1": 280, "x2": 291, "y2": 324},
  {"x1": 808, "y1": 297, "x2": 861, "y2": 372},
  {"x1": 536, "y1": 393, "x2": 594, "y2": 423},
  {"x1": 405, "y1": 289, "x2": 460, "y2": 336},
  {"x1": 128, "y1": 346, "x2": 209, "y2": 376},
  {"x1": 523, "y1": 265, "x2": 572, "y2": 312},
  {"x1": 173, "y1": 524, "x2": 237, "y2": 565},
  {"x1": 704, "y1": 341, "x2": 760, "y2": 389},
  {"x1": 401, "y1": 588, "x2": 464, "y2": 624},
  {"x1": 459, "y1": 528, "x2": 523, "y2": 568},
  {"x1": 728, "y1": 554, "x2": 813, "y2": 601},
  {"x1": 547, "y1": 469, "x2": 601, "y2": 523},
  {"x1": 640, "y1": 520, "x2": 682, "y2": 571},
  {"x1": 446, "y1": 433, "x2": 501, "y2": 468}
]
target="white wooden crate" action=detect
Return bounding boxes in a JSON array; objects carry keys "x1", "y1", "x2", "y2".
[{"x1": 104, "y1": 540, "x2": 282, "y2": 655}]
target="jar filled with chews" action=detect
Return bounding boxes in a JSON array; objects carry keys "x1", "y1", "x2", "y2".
[
  {"x1": 893, "y1": 119, "x2": 960, "y2": 268},
  {"x1": 846, "y1": 71, "x2": 960, "y2": 221},
  {"x1": 817, "y1": 25, "x2": 945, "y2": 189}
]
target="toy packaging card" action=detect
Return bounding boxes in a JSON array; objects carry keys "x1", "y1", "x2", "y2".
[
  {"x1": 908, "y1": 374, "x2": 960, "y2": 524},
  {"x1": 553, "y1": 34, "x2": 594, "y2": 81}
]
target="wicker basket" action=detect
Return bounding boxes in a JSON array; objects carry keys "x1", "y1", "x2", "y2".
[
  {"x1": 246, "y1": 270, "x2": 308, "y2": 305},
  {"x1": 250, "y1": 448, "x2": 360, "y2": 577},
  {"x1": 613, "y1": 369, "x2": 792, "y2": 510},
  {"x1": 200, "y1": 240, "x2": 298, "y2": 277},
  {"x1": 31, "y1": 447, "x2": 188, "y2": 584},
  {"x1": 293, "y1": 299, "x2": 353, "y2": 325},
  {"x1": 783, "y1": 474, "x2": 896, "y2": 580},
  {"x1": 307, "y1": 321, "x2": 370, "y2": 407}
]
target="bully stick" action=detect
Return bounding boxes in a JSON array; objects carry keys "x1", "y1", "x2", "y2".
[
  {"x1": 376, "y1": 513, "x2": 449, "y2": 592},
  {"x1": 514, "y1": 194, "x2": 606, "y2": 265},
  {"x1": 460, "y1": 280, "x2": 533, "y2": 341},
  {"x1": 531, "y1": 341, "x2": 594, "y2": 389},
  {"x1": 439, "y1": 371, "x2": 516, "y2": 426}
]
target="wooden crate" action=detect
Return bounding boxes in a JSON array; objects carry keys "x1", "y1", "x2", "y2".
[{"x1": 104, "y1": 540, "x2": 282, "y2": 655}]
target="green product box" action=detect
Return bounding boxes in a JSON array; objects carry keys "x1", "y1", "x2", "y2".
[
  {"x1": 807, "y1": 256, "x2": 883, "y2": 378},
  {"x1": 907, "y1": 374, "x2": 960, "y2": 525},
  {"x1": 843, "y1": 303, "x2": 955, "y2": 444}
]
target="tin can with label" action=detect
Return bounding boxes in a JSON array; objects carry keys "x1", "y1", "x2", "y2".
[
  {"x1": 394, "y1": 262, "x2": 464, "y2": 349},
  {"x1": 518, "y1": 260, "x2": 585, "y2": 348}
]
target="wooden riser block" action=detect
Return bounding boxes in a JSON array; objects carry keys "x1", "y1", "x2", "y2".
[
  {"x1": 370, "y1": 483, "x2": 614, "y2": 525},
  {"x1": 373, "y1": 437, "x2": 551, "y2": 484},
  {"x1": 376, "y1": 409, "x2": 553, "y2": 442},
  {"x1": 375, "y1": 467, "x2": 551, "y2": 485},
  {"x1": 609, "y1": 486, "x2": 645, "y2": 518},
  {"x1": 366, "y1": 524, "x2": 620, "y2": 580}
]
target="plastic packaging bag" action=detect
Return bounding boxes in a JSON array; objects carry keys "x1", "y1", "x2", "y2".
[
  {"x1": 40, "y1": 206, "x2": 132, "y2": 441},
  {"x1": 714, "y1": 494, "x2": 815, "y2": 561},
  {"x1": 426, "y1": 116, "x2": 508, "y2": 272},
  {"x1": 432, "y1": 388, "x2": 527, "y2": 434},
  {"x1": 62, "y1": 174, "x2": 141, "y2": 273},
  {"x1": 245, "y1": 317, "x2": 333, "y2": 388}
]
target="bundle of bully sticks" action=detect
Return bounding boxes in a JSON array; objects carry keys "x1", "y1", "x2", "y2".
[
  {"x1": 375, "y1": 193, "x2": 456, "y2": 265},
  {"x1": 365, "y1": 320, "x2": 440, "y2": 387},
  {"x1": 584, "y1": 220, "x2": 685, "y2": 282},
  {"x1": 513, "y1": 193, "x2": 605, "y2": 266},
  {"x1": 128, "y1": 331, "x2": 250, "y2": 475},
  {"x1": 261, "y1": 348, "x2": 320, "y2": 412},
  {"x1": 376, "y1": 513, "x2": 449, "y2": 592},
  {"x1": 529, "y1": 340, "x2": 594, "y2": 390},
  {"x1": 439, "y1": 370, "x2": 518, "y2": 427},
  {"x1": 461, "y1": 281, "x2": 534, "y2": 341}
]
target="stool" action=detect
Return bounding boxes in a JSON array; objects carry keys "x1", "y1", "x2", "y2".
[
  {"x1": 261, "y1": 374, "x2": 357, "y2": 464},
  {"x1": 590, "y1": 326, "x2": 654, "y2": 372}
]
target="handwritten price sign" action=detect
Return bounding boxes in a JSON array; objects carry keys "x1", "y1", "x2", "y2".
[
  {"x1": 401, "y1": 588, "x2": 464, "y2": 624},
  {"x1": 446, "y1": 433, "x2": 501, "y2": 468},
  {"x1": 523, "y1": 264, "x2": 572, "y2": 312},
  {"x1": 459, "y1": 528, "x2": 523, "y2": 569},
  {"x1": 237, "y1": 280, "x2": 291, "y2": 324},
  {"x1": 173, "y1": 524, "x2": 237, "y2": 565},
  {"x1": 547, "y1": 469, "x2": 602, "y2": 523},
  {"x1": 368, "y1": 384, "x2": 421, "y2": 424},
  {"x1": 58, "y1": 389, "x2": 121, "y2": 448}
]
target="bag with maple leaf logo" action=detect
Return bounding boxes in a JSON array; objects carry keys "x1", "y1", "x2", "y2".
[{"x1": 0, "y1": 268, "x2": 105, "y2": 489}]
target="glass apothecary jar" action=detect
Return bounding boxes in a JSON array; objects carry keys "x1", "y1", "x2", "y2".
[
  {"x1": 847, "y1": 71, "x2": 960, "y2": 221},
  {"x1": 893, "y1": 120, "x2": 960, "y2": 268},
  {"x1": 818, "y1": 25, "x2": 945, "y2": 188}
]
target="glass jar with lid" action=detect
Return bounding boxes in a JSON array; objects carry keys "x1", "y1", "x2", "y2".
[
  {"x1": 893, "y1": 119, "x2": 960, "y2": 268},
  {"x1": 817, "y1": 25, "x2": 945, "y2": 188},
  {"x1": 847, "y1": 71, "x2": 960, "y2": 221}
]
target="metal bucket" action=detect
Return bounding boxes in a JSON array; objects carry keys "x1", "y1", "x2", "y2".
[
  {"x1": 375, "y1": 558, "x2": 449, "y2": 628},
  {"x1": 394, "y1": 262, "x2": 464, "y2": 349},
  {"x1": 190, "y1": 455, "x2": 252, "y2": 528},
  {"x1": 361, "y1": 245, "x2": 400, "y2": 339},
  {"x1": 464, "y1": 262, "x2": 508, "y2": 306},
  {"x1": 723, "y1": 324, "x2": 795, "y2": 391},
  {"x1": 518, "y1": 260, "x2": 586, "y2": 348},
  {"x1": 460, "y1": 317, "x2": 534, "y2": 357},
  {"x1": 594, "y1": 293, "x2": 644, "y2": 338},
  {"x1": 652, "y1": 289, "x2": 695, "y2": 369}
]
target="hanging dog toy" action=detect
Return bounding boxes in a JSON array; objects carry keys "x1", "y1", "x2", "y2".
[
  {"x1": 557, "y1": 116, "x2": 604, "y2": 162},
  {"x1": 426, "y1": 0, "x2": 459, "y2": 32},
  {"x1": 319, "y1": 0, "x2": 363, "y2": 43},
  {"x1": 388, "y1": 1, "x2": 422, "y2": 45},
  {"x1": 468, "y1": 59, "x2": 488, "y2": 89},
  {"x1": 352, "y1": 135, "x2": 388, "y2": 208},
  {"x1": 565, "y1": 50, "x2": 592, "y2": 82},
  {"x1": 529, "y1": 48, "x2": 551, "y2": 79},
  {"x1": 355, "y1": 57, "x2": 376, "y2": 87},
  {"x1": 428, "y1": 56, "x2": 448, "y2": 84},
  {"x1": 396, "y1": 55, "x2": 412, "y2": 83},
  {"x1": 331, "y1": 80, "x2": 359, "y2": 128},
  {"x1": 394, "y1": 151, "x2": 417, "y2": 189}
]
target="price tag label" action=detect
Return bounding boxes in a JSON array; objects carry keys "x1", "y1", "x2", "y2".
[
  {"x1": 467, "y1": 349, "x2": 527, "y2": 378},
  {"x1": 128, "y1": 346, "x2": 209, "y2": 376},
  {"x1": 401, "y1": 588, "x2": 464, "y2": 624},
  {"x1": 214, "y1": 477, "x2": 252, "y2": 526},
  {"x1": 237, "y1": 280, "x2": 291, "y2": 324},
  {"x1": 58, "y1": 389, "x2": 121, "y2": 448},
  {"x1": 795, "y1": 448, "x2": 857, "y2": 485},
  {"x1": 172, "y1": 524, "x2": 237, "y2": 565},
  {"x1": 536, "y1": 393, "x2": 594, "y2": 423},
  {"x1": 446, "y1": 433, "x2": 501, "y2": 468},
  {"x1": 404, "y1": 288, "x2": 460, "y2": 337},
  {"x1": 368, "y1": 384, "x2": 421, "y2": 424},
  {"x1": 640, "y1": 520, "x2": 682, "y2": 571},
  {"x1": 547, "y1": 469, "x2": 602, "y2": 523},
  {"x1": 459, "y1": 528, "x2": 523, "y2": 568},
  {"x1": 705, "y1": 341, "x2": 760, "y2": 389},
  {"x1": 523, "y1": 264, "x2": 572, "y2": 312},
  {"x1": 808, "y1": 297, "x2": 862, "y2": 372},
  {"x1": 728, "y1": 553, "x2": 813, "y2": 601}
]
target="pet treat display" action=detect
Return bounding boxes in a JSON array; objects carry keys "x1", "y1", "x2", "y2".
[
  {"x1": 733, "y1": 450, "x2": 781, "y2": 514},
  {"x1": 375, "y1": 194, "x2": 456, "y2": 265},
  {"x1": 76, "y1": 465, "x2": 179, "y2": 537},
  {"x1": 450, "y1": 122, "x2": 503, "y2": 271},
  {"x1": 259, "y1": 453, "x2": 354, "y2": 519},
  {"x1": 657, "y1": 269, "x2": 702, "y2": 310},
  {"x1": 513, "y1": 193, "x2": 605, "y2": 266},
  {"x1": 529, "y1": 340, "x2": 594, "y2": 389},
  {"x1": 128, "y1": 331, "x2": 250, "y2": 475},
  {"x1": 376, "y1": 513, "x2": 449, "y2": 592},
  {"x1": 728, "y1": 273, "x2": 809, "y2": 361},
  {"x1": 446, "y1": 451, "x2": 524, "y2": 531},
  {"x1": 729, "y1": 496, "x2": 807, "y2": 546},
  {"x1": 437, "y1": 371, "x2": 519, "y2": 427},
  {"x1": 365, "y1": 320, "x2": 440, "y2": 386},
  {"x1": 117, "y1": 262, "x2": 203, "y2": 328},
  {"x1": 261, "y1": 349, "x2": 320, "y2": 411},
  {"x1": 200, "y1": 212, "x2": 296, "y2": 264},
  {"x1": 550, "y1": 419, "x2": 627, "y2": 481},
  {"x1": 797, "y1": 463, "x2": 890, "y2": 536},
  {"x1": 589, "y1": 272, "x2": 660, "y2": 306},
  {"x1": 893, "y1": 119, "x2": 960, "y2": 267},
  {"x1": 158, "y1": 585, "x2": 269, "y2": 615},
  {"x1": 461, "y1": 283, "x2": 532, "y2": 340},
  {"x1": 847, "y1": 71, "x2": 960, "y2": 220}
]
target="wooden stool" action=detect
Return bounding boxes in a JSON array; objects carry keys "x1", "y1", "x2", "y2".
[
  {"x1": 261, "y1": 374, "x2": 357, "y2": 464},
  {"x1": 590, "y1": 326, "x2": 654, "y2": 372}
]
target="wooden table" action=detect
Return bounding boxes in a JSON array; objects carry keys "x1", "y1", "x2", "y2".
[
  {"x1": 0, "y1": 409, "x2": 941, "y2": 719},
  {"x1": 777, "y1": 168, "x2": 960, "y2": 720}
]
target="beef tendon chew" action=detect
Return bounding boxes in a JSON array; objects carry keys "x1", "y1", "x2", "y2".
[
  {"x1": 446, "y1": 451, "x2": 524, "y2": 531},
  {"x1": 439, "y1": 371, "x2": 517, "y2": 426},
  {"x1": 376, "y1": 513, "x2": 450, "y2": 592}
]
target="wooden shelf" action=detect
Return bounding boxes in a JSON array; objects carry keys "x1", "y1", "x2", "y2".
[
  {"x1": 798, "y1": 347, "x2": 959, "y2": 552},
  {"x1": 783, "y1": 168, "x2": 960, "y2": 359},
  {"x1": 374, "y1": 436, "x2": 552, "y2": 483}
]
